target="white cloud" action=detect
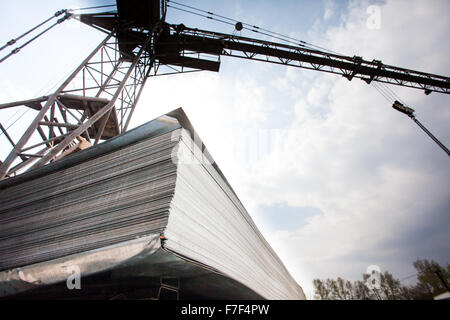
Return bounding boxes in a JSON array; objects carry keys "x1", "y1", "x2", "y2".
[
  {"x1": 133, "y1": 0, "x2": 450, "y2": 298},
  {"x1": 323, "y1": 0, "x2": 335, "y2": 21},
  {"x1": 255, "y1": 0, "x2": 450, "y2": 297}
]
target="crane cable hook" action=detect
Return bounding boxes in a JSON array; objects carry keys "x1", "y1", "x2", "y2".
[{"x1": 392, "y1": 101, "x2": 450, "y2": 157}]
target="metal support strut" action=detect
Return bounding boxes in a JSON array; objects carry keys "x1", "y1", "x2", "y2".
[{"x1": 0, "y1": 28, "x2": 154, "y2": 180}]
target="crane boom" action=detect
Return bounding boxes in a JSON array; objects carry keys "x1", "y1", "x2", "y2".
[{"x1": 78, "y1": 11, "x2": 450, "y2": 94}]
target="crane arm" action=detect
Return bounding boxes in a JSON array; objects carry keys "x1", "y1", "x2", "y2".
[
  {"x1": 75, "y1": 12, "x2": 450, "y2": 94},
  {"x1": 156, "y1": 24, "x2": 450, "y2": 94}
]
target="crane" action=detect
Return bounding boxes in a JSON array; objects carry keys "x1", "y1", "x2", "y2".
[{"x1": 0, "y1": 0, "x2": 449, "y2": 180}]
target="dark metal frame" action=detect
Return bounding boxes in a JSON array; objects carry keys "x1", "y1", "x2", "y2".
[{"x1": 169, "y1": 25, "x2": 450, "y2": 94}]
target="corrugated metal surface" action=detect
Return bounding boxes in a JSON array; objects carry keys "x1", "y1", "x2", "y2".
[
  {"x1": 0, "y1": 128, "x2": 179, "y2": 270},
  {"x1": 0, "y1": 234, "x2": 265, "y2": 299},
  {"x1": 166, "y1": 129, "x2": 305, "y2": 299}
]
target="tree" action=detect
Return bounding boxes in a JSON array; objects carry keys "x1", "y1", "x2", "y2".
[
  {"x1": 413, "y1": 259, "x2": 450, "y2": 297},
  {"x1": 353, "y1": 279, "x2": 374, "y2": 300},
  {"x1": 379, "y1": 271, "x2": 403, "y2": 300},
  {"x1": 312, "y1": 259, "x2": 450, "y2": 300},
  {"x1": 313, "y1": 279, "x2": 330, "y2": 300}
]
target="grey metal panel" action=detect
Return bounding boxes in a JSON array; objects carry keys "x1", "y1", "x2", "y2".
[
  {"x1": 166, "y1": 131, "x2": 305, "y2": 299},
  {"x1": 0, "y1": 119, "x2": 181, "y2": 270},
  {"x1": 0, "y1": 234, "x2": 264, "y2": 299}
]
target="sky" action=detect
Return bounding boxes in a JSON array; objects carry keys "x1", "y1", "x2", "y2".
[{"x1": 0, "y1": 0, "x2": 449, "y2": 299}]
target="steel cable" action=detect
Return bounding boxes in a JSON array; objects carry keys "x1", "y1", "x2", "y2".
[
  {"x1": 167, "y1": 0, "x2": 342, "y2": 55},
  {"x1": 0, "y1": 11, "x2": 70, "y2": 64}
]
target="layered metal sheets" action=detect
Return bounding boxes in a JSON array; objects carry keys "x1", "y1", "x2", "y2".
[{"x1": 0, "y1": 108, "x2": 305, "y2": 300}]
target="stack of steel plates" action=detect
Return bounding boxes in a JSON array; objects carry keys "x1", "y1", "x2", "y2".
[
  {"x1": 0, "y1": 108, "x2": 305, "y2": 300},
  {"x1": 0, "y1": 127, "x2": 178, "y2": 270}
]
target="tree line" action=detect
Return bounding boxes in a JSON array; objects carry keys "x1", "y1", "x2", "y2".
[{"x1": 312, "y1": 259, "x2": 450, "y2": 300}]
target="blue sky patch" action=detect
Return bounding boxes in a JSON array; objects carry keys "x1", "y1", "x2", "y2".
[{"x1": 257, "y1": 202, "x2": 323, "y2": 232}]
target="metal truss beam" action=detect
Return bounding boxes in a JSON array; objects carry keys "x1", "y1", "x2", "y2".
[{"x1": 166, "y1": 25, "x2": 450, "y2": 94}]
